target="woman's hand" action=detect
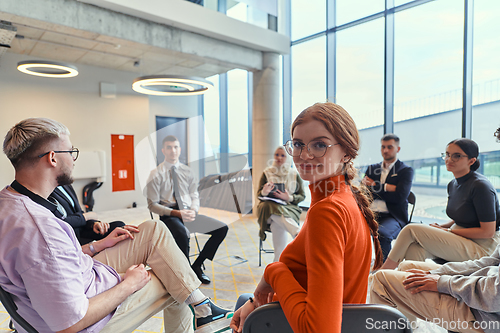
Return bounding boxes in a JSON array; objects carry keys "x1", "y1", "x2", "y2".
[
  {"x1": 254, "y1": 276, "x2": 274, "y2": 306},
  {"x1": 429, "y1": 223, "x2": 447, "y2": 231},
  {"x1": 273, "y1": 190, "x2": 291, "y2": 202},
  {"x1": 261, "y1": 182, "x2": 274, "y2": 196},
  {"x1": 229, "y1": 300, "x2": 256, "y2": 333}
]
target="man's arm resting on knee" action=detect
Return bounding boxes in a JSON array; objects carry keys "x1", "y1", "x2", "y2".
[
  {"x1": 81, "y1": 227, "x2": 139, "y2": 256},
  {"x1": 57, "y1": 264, "x2": 151, "y2": 333}
]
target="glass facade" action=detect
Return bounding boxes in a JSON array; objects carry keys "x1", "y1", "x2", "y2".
[
  {"x1": 472, "y1": 0, "x2": 500, "y2": 189},
  {"x1": 204, "y1": 75, "x2": 220, "y2": 156},
  {"x1": 291, "y1": 36, "x2": 327, "y2": 121},
  {"x1": 203, "y1": 0, "x2": 500, "y2": 216},
  {"x1": 335, "y1": 0, "x2": 384, "y2": 26},
  {"x1": 227, "y1": 69, "x2": 249, "y2": 155},
  {"x1": 291, "y1": 0, "x2": 326, "y2": 40}
]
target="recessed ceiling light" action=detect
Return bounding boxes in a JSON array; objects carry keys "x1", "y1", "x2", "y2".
[
  {"x1": 17, "y1": 60, "x2": 79, "y2": 78},
  {"x1": 132, "y1": 75, "x2": 213, "y2": 96}
]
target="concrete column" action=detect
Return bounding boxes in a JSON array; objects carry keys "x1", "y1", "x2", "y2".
[{"x1": 252, "y1": 52, "x2": 280, "y2": 210}]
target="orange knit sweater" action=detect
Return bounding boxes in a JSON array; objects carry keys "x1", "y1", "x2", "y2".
[{"x1": 264, "y1": 174, "x2": 372, "y2": 333}]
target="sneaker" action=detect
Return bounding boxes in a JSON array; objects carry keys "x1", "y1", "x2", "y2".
[{"x1": 190, "y1": 298, "x2": 234, "y2": 333}]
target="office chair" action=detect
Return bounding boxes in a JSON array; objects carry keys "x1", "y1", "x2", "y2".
[
  {"x1": 0, "y1": 285, "x2": 38, "y2": 333},
  {"x1": 242, "y1": 302, "x2": 413, "y2": 333},
  {"x1": 408, "y1": 191, "x2": 416, "y2": 223}
]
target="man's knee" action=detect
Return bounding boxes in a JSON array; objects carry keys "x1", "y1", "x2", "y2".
[
  {"x1": 139, "y1": 219, "x2": 162, "y2": 233},
  {"x1": 398, "y1": 260, "x2": 421, "y2": 271},
  {"x1": 379, "y1": 222, "x2": 402, "y2": 240},
  {"x1": 139, "y1": 220, "x2": 179, "y2": 240}
]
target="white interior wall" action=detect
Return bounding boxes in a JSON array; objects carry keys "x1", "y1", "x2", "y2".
[{"x1": 0, "y1": 52, "x2": 196, "y2": 212}]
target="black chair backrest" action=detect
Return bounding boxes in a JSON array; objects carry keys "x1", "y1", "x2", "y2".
[
  {"x1": 408, "y1": 191, "x2": 416, "y2": 223},
  {"x1": 0, "y1": 285, "x2": 39, "y2": 333},
  {"x1": 243, "y1": 302, "x2": 412, "y2": 333}
]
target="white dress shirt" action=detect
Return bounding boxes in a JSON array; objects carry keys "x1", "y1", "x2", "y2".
[
  {"x1": 145, "y1": 161, "x2": 200, "y2": 216},
  {"x1": 370, "y1": 160, "x2": 397, "y2": 213}
]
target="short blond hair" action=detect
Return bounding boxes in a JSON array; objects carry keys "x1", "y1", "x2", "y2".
[{"x1": 3, "y1": 118, "x2": 70, "y2": 169}]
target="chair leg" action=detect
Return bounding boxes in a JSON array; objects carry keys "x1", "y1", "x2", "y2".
[
  {"x1": 9, "y1": 319, "x2": 16, "y2": 331},
  {"x1": 259, "y1": 238, "x2": 262, "y2": 267},
  {"x1": 194, "y1": 234, "x2": 205, "y2": 270}
]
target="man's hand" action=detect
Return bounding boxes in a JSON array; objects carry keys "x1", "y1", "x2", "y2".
[
  {"x1": 362, "y1": 176, "x2": 376, "y2": 186},
  {"x1": 92, "y1": 221, "x2": 109, "y2": 235},
  {"x1": 181, "y1": 209, "x2": 196, "y2": 222},
  {"x1": 171, "y1": 209, "x2": 196, "y2": 222},
  {"x1": 254, "y1": 276, "x2": 274, "y2": 306},
  {"x1": 402, "y1": 270, "x2": 439, "y2": 294},
  {"x1": 385, "y1": 184, "x2": 397, "y2": 192},
  {"x1": 98, "y1": 226, "x2": 139, "y2": 251},
  {"x1": 122, "y1": 264, "x2": 151, "y2": 293}
]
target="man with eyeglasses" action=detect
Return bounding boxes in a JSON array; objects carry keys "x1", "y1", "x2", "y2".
[
  {"x1": 362, "y1": 133, "x2": 414, "y2": 261},
  {"x1": 0, "y1": 118, "x2": 233, "y2": 333}
]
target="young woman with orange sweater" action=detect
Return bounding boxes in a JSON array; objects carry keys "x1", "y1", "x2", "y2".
[{"x1": 230, "y1": 102, "x2": 383, "y2": 333}]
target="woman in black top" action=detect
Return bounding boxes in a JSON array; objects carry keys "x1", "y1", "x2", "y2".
[{"x1": 381, "y1": 138, "x2": 500, "y2": 269}]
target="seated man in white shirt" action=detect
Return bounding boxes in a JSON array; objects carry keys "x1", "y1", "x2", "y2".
[{"x1": 145, "y1": 135, "x2": 228, "y2": 285}]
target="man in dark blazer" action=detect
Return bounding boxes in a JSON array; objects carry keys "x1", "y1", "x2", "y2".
[
  {"x1": 50, "y1": 184, "x2": 125, "y2": 244},
  {"x1": 363, "y1": 134, "x2": 414, "y2": 260}
]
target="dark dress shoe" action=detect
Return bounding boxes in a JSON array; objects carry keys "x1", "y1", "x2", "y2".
[{"x1": 192, "y1": 264, "x2": 211, "y2": 284}]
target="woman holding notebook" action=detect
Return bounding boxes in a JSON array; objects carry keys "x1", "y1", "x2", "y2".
[{"x1": 256, "y1": 146, "x2": 305, "y2": 262}]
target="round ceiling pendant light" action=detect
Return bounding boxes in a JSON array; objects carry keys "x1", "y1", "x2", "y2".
[
  {"x1": 17, "y1": 60, "x2": 79, "y2": 78},
  {"x1": 132, "y1": 75, "x2": 213, "y2": 96}
]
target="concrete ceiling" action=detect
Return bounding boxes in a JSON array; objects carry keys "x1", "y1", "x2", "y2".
[{"x1": 0, "y1": 13, "x2": 239, "y2": 78}]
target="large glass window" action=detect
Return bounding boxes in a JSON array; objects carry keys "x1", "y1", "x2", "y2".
[
  {"x1": 291, "y1": 36, "x2": 327, "y2": 121},
  {"x1": 226, "y1": 0, "x2": 272, "y2": 29},
  {"x1": 394, "y1": 0, "x2": 464, "y2": 220},
  {"x1": 336, "y1": 18, "x2": 384, "y2": 166},
  {"x1": 336, "y1": 0, "x2": 385, "y2": 26},
  {"x1": 228, "y1": 69, "x2": 249, "y2": 155},
  {"x1": 203, "y1": 75, "x2": 220, "y2": 176},
  {"x1": 291, "y1": 0, "x2": 326, "y2": 41},
  {"x1": 204, "y1": 75, "x2": 220, "y2": 155},
  {"x1": 472, "y1": 0, "x2": 500, "y2": 189},
  {"x1": 227, "y1": 1, "x2": 248, "y2": 22},
  {"x1": 394, "y1": 0, "x2": 413, "y2": 7}
]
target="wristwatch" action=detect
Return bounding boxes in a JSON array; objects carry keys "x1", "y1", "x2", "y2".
[
  {"x1": 89, "y1": 240, "x2": 98, "y2": 255},
  {"x1": 447, "y1": 228, "x2": 452, "y2": 232}
]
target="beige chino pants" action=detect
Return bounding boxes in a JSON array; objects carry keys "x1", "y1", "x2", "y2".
[
  {"x1": 95, "y1": 219, "x2": 201, "y2": 333},
  {"x1": 387, "y1": 224, "x2": 499, "y2": 264},
  {"x1": 370, "y1": 261, "x2": 484, "y2": 333}
]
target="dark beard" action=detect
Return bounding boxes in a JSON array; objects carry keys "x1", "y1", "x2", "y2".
[{"x1": 56, "y1": 172, "x2": 74, "y2": 186}]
